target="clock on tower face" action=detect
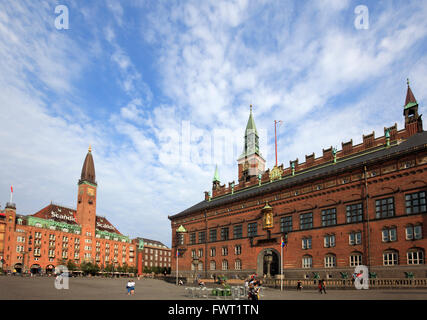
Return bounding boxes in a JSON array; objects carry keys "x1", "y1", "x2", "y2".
[{"x1": 87, "y1": 188, "x2": 95, "y2": 196}]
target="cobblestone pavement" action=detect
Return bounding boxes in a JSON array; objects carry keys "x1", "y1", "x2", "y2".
[{"x1": 1, "y1": 276, "x2": 427, "y2": 300}]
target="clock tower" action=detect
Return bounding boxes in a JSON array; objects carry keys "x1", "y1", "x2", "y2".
[
  {"x1": 237, "y1": 106, "x2": 266, "y2": 182},
  {"x1": 76, "y1": 146, "x2": 97, "y2": 252}
]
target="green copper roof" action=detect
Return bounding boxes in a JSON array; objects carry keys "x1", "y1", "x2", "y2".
[
  {"x1": 213, "y1": 165, "x2": 220, "y2": 182},
  {"x1": 404, "y1": 101, "x2": 418, "y2": 110},
  {"x1": 245, "y1": 106, "x2": 258, "y2": 134},
  {"x1": 176, "y1": 225, "x2": 187, "y2": 232}
]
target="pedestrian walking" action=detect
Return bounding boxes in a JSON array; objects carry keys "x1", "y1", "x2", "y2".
[
  {"x1": 296, "y1": 280, "x2": 302, "y2": 291},
  {"x1": 319, "y1": 279, "x2": 327, "y2": 294}
]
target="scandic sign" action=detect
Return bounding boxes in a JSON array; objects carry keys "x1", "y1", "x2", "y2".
[
  {"x1": 96, "y1": 222, "x2": 115, "y2": 230},
  {"x1": 51, "y1": 211, "x2": 76, "y2": 222}
]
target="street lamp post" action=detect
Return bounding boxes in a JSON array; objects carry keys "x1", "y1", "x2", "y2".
[{"x1": 192, "y1": 258, "x2": 199, "y2": 283}]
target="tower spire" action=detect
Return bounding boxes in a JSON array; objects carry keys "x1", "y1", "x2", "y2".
[
  {"x1": 213, "y1": 165, "x2": 220, "y2": 182},
  {"x1": 404, "y1": 78, "x2": 417, "y2": 109},
  {"x1": 80, "y1": 146, "x2": 96, "y2": 185},
  {"x1": 403, "y1": 79, "x2": 422, "y2": 136}
]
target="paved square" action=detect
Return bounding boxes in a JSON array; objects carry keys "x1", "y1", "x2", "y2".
[{"x1": 1, "y1": 276, "x2": 427, "y2": 300}]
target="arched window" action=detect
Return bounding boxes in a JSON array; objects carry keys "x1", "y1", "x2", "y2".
[
  {"x1": 349, "y1": 252, "x2": 363, "y2": 267},
  {"x1": 234, "y1": 259, "x2": 242, "y2": 270},
  {"x1": 210, "y1": 260, "x2": 216, "y2": 271},
  {"x1": 383, "y1": 250, "x2": 398, "y2": 266},
  {"x1": 222, "y1": 260, "x2": 228, "y2": 271},
  {"x1": 197, "y1": 262, "x2": 203, "y2": 271},
  {"x1": 407, "y1": 249, "x2": 424, "y2": 265},
  {"x1": 302, "y1": 255, "x2": 312, "y2": 268},
  {"x1": 324, "y1": 254, "x2": 336, "y2": 268}
]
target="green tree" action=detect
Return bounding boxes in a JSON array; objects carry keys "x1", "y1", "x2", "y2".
[{"x1": 66, "y1": 259, "x2": 77, "y2": 271}]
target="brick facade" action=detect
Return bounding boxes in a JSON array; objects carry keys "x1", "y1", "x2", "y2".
[
  {"x1": 169, "y1": 83, "x2": 427, "y2": 280},
  {"x1": 133, "y1": 237, "x2": 171, "y2": 275},
  {"x1": 0, "y1": 148, "x2": 136, "y2": 274}
]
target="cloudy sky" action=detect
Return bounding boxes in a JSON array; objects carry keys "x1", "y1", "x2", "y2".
[{"x1": 0, "y1": 0, "x2": 426, "y2": 247}]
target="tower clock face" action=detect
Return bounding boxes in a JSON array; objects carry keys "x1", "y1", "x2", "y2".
[{"x1": 87, "y1": 188, "x2": 95, "y2": 196}]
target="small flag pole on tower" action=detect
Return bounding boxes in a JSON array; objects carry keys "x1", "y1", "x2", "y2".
[
  {"x1": 274, "y1": 120, "x2": 283, "y2": 167},
  {"x1": 10, "y1": 185, "x2": 13, "y2": 203}
]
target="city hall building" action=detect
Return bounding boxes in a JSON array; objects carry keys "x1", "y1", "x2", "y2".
[
  {"x1": 0, "y1": 147, "x2": 135, "y2": 274},
  {"x1": 169, "y1": 82, "x2": 427, "y2": 280}
]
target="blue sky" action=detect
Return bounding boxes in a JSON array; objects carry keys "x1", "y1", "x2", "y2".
[{"x1": 0, "y1": 0, "x2": 426, "y2": 247}]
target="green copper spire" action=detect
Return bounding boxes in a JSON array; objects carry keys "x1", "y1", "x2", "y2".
[
  {"x1": 404, "y1": 78, "x2": 418, "y2": 110},
  {"x1": 213, "y1": 165, "x2": 220, "y2": 182},
  {"x1": 238, "y1": 105, "x2": 260, "y2": 159},
  {"x1": 245, "y1": 104, "x2": 258, "y2": 134}
]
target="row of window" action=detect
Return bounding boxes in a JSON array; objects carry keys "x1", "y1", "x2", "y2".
[
  {"x1": 300, "y1": 225, "x2": 423, "y2": 250},
  {"x1": 183, "y1": 191, "x2": 425, "y2": 245},
  {"x1": 301, "y1": 249, "x2": 424, "y2": 268},
  {"x1": 191, "y1": 259, "x2": 243, "y2": 271},
  {"x1": 144, "y1": 261, "x2": 171, "y2": 268},
  {"x1": 143, "y1": 248, "x2": 171, "y2": 256},
  {"x1": 191, "y1": 245, "x2": 242, "y2": 258},
  {"x1": 144, "y1": 255, "x2": 171, "y2": 262}
]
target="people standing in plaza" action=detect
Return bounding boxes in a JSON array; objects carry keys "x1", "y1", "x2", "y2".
[{"x1": 297, "y1": 280, "x2": 302, "y2": 291}]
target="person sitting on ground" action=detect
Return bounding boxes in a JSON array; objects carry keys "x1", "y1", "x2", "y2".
[
  {"x1": 126, "y1": 279, "x2": 135, "y2": 295},
  {"x1": 198, "y1": 279, "x2": 205, "y2": 287}
]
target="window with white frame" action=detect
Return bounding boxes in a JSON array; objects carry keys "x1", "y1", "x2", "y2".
[
  {"x1": 222, "y1": 246, "x2": 228, "y2": 256},
  {"x1": 235, "y1": 259, "x2": 242, "y2": 270},
  {"x1": 222, "y1": 260, "x2": 228, "y2": 270},
  {"x1": 210, "y1": 260, "x2": 216, "y2": 270},
  {"x1": 234, "y1": 245, "x2": 241, "y2": 255},
  {"x1": 383, "y1": 250, "x2": 398, "y2": 266},
  {"x1": 210, "y1": 247, "x2": 216, "y2": 257},
  {"x1": 302, "y1": 255, "x2": 312, "y2": 268},
  {"x1": 349, "y1": 253, "x2": 363, "y2": 267},
  {"x1": 198, "y1": 248, "x2": 203, "y2": 258},
  {"x1": 191, "y1": 249, "x2": 196, "y2": 258},
  {"x1": 349, "y1": 231, "x2": 362, "y2": 245},
  {"x1": 407, "y1": 249, "x2": 424, "y2": 265},
  {"x1": 406, "y1": 224, "x2": 423, "y2": 240},
  {"x1": 324, "y1": 234, "x2": 335, "y2": 248},
  {"x1": 324, "y1": 254, "x2": 336, "y2": 268},
  {"x1": 382, "y1": 227, "x2": 397, "y2": 242},
  {"x1": 302, "y1": 237, "x2": 312, "y2": 250}
]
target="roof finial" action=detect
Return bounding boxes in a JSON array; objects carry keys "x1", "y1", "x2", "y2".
[
  {"x1": 407, "y1": 78, "x2": 410, "y2": 87},
  {"x1": 88, "y1": 145, "x2": 92, "y2": 153},
  {"x1": 250, "y1": 104, "x2": 252, "y2": 113}
]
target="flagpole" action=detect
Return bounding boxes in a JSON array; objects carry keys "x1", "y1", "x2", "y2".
[
  {"x1": 176, "y1": 251, "x2": 178, "y2": 285},
  {"x1": 10, "y1": 185, "x2": 13, "y2": 203},
  {"x1": 274, "y1": 121, "x2": 278, "y2": 167}
]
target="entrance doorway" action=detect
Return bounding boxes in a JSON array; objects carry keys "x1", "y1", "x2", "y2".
[
  {"x1": 46, "y1": 265, "x2": 55, "y2": 274},
  {"x1": 30, "y1": 264, "x2": 41, "y2": 275},
  {"x1": 257, "y1": 249, "x2": 280, "y2": 278},
  {"x1": 13, "y1": 263, "x2": 22, "y2": 274}
]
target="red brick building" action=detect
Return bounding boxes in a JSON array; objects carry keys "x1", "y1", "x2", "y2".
[
  {"x1": 169, "y1": 82, "x2": 427, "y2": 280},
  {"x1": 0, "y1": 147, "x2": 136, "y2": 274},
  {"x1": 133, "y1": 237, "x2": 171, "y2": 275}
]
